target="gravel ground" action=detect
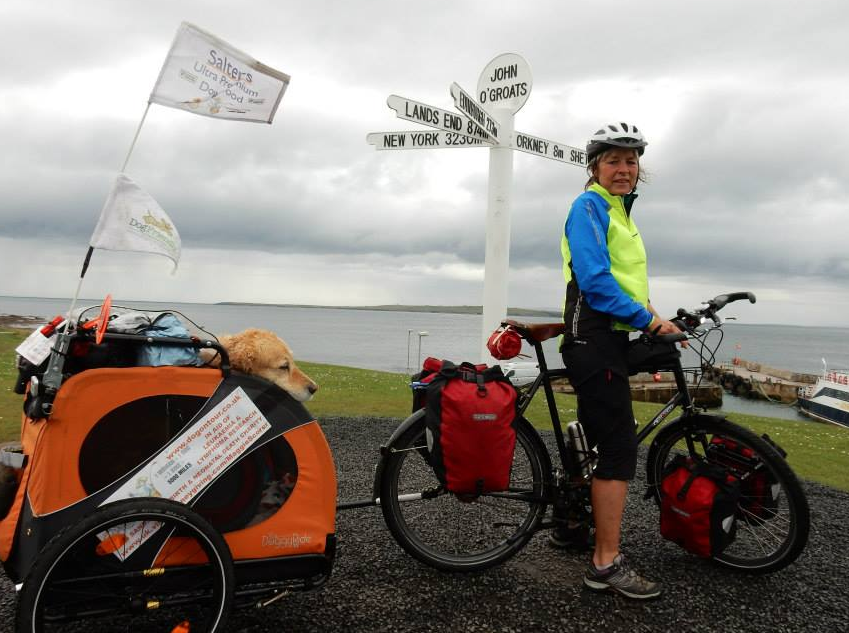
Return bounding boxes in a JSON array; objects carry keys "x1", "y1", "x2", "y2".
[{"x1": 1, "y1": 415, "x2": 847, "y2": 632}]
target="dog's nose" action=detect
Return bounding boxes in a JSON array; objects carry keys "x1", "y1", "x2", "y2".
[{"x1": 308, "y1": 383, "x2": 318, "y2": 395}]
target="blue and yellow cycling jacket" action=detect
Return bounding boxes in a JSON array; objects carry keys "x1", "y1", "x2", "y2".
[{"x1": 561, "y1": 182, "x2": 653, "y2": 336}]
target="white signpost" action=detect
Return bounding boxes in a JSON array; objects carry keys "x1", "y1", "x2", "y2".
[
  {"x1": 386, "y1": 95, "x2": 491, "y2": 141},
  {"x1": 476, "y1": 53, "x2": 532, "y2": 113},
  {"x1": 449, "y1": 82, "x2": 502, "y2": 144},
  {"x1": 366, "y1": 130, "x2": 489, "y2": 150},
  {"x1": 368, "y1": 53, "x2": 588, "y2": 363},
  {"x1": 511, "y1": 130, "x2": 587, "y2": 167}
]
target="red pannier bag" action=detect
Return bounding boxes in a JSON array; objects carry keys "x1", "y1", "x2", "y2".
[
  {"x1": 706, "y1": 435, "x2": 782, "y2": 523},
  {"x1": 423, "y1": 360, "x2": 518, "y2": 496},
  {"x1": 660, "y1": 456, "x2": 741, "y2": 558}
]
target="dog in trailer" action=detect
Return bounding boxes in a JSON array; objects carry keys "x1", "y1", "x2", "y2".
[{"x1": 202, "y1": 328, "x2": 318, "y2": 402}]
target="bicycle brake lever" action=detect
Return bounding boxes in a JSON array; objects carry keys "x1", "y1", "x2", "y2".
[{"x1": 674, "y1": 309, "x2": 696, "y2": 328}]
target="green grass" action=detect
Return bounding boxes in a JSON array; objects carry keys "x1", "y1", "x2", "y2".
[
  {"x1": 512, "y1": 388, "x2": 849, "y2": 491},
  {"x1": 634, "y1": 400, "x2": 849, "y2": 490},
  {"x1": 0, "y1": 329, "x2": 26, "y2": 441},
  {"x1": 3, "y1": 327, "x2": 847, "y2": 490},
  {"x1": 301, "y1": 361, "x2": 414, "y2": 419}
]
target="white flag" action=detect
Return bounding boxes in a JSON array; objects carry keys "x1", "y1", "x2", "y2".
[
  {"x1": 150, "y1": 22, "x2": 290, "y2": 124},
  {"x1": 89, "y1": 174, "x2": 181, "y2": 270}
]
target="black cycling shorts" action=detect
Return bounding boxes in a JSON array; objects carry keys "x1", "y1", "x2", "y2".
[{"x1": 561, "y1": 332, "x2": 637, "y2": 481}]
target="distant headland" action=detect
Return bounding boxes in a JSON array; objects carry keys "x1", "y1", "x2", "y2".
[{"x1": 215, "y1": 302, "x2": 560, "y2": 318}]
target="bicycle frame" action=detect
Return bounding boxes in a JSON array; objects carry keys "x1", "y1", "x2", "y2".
[
  {"x1": 360, "y1": 323, "x2": 701, "y2": 512},
  {"x1": 515, "y1": 331, "x2": 696, "y2": 477},
  {"x1": 513, "y1": 337, "x2": 573, "y2": 476},
  {"x1": 634, "y1": 363, "x2": 693, "y2": 444}
]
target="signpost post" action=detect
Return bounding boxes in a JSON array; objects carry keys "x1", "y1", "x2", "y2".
[{"x1": 368, "y1": 53, "x2": 587, "y2": 364}]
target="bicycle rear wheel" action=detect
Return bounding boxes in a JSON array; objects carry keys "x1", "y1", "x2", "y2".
[
  {"x1": 646, "y1": 414, "x2": 809, "y2": 574},
  {"x1": 16, "y1": 498, "x2": 235, "y2": 633},
  {"x1": 379, "y1": 412, "x2": 551, "y2": 572}
]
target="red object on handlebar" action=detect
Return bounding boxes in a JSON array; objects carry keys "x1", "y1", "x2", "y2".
[
  {"x1": 40, "y1": 316, "x2": 64, "y2": 337},
  {"x1": 487, "y1": 327, "x2": 523, "y2": 360}
]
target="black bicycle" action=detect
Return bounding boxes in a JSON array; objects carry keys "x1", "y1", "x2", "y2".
[{"x1": 374, "y1": 292, "x2": 810, "y2": 574}]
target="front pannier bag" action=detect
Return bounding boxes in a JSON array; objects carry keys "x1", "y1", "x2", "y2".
[
  {"x1": 706, "y1": 435, "x2": 781, "y2": 523},
  {"x1": 660, "y1": 456, "x2": 741, "y2": 558},
  {"x1": 423, "y1": 360, "x2": 518, "y2": 496}
]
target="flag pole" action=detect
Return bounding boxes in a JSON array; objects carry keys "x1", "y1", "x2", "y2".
[
  {"x1": 65, "y1": 246, "x2": 95, "y2": 325},
  {"x1": 42, "y1": 99, "x2": 151, "y2": 411},
  {"x1": 44, "y1": 100, "x2": 152, "y2": 409},
  {"x1": 120, "y1": 102, "x2": 152, "y2": 173},
  {"x1": 37, "y1": 245, "x2": 94, "y2": 416},
  {"x1": 66, "y1": 100, "x2": 151, "y2": 323}
]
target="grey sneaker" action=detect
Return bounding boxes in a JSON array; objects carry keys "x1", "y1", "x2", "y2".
[{"x1": 583, "y1": 554, "x2": 662, "y2": 600}]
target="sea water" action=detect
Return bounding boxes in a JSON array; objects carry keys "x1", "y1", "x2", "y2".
[{"x1": 3, "y1": 295, "x2": 847, "y2": 422}]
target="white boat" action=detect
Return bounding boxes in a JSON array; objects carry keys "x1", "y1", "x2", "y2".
[{"x1": 798, "y1": 368, "x2": 849, "y2": 428}]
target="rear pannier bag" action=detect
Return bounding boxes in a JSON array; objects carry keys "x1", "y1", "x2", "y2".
[
  {"x1": 410, "y1": 357, "x2": 490, "y2": 412},
  {"x1": 660, "y1": 456, "x2": 741, "y2": 558},
  {"x1": 706, "y1": 435, "x2": 781, "y2": 523},
  {"x1": 423, "y1": 360, "x2": 518, "y2": 496},
  {"x1": 410, "y1": 356, "x2": 453, "y2": 412}
]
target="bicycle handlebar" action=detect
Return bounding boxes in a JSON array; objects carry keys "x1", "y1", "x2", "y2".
[
  {"x1": 710, "y1": 291, "x2": 757, "y2": 311},
  {"x1": 673, "y1": 291, "x2": 756, "y2": 330},
  {"x1": 654, "y1": 331, "x2": 689, "y2": 344},
  {"x1": 500, "y1": 291, "x2": 755, "y2": 347}
]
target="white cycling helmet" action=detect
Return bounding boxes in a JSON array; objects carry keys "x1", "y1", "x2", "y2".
[{"x1": 586, "y1": 122, "x2": 647, "y2": 162}]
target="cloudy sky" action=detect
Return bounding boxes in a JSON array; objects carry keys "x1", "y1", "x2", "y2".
[{"x1": 1, "y1": 0, "x2": 847, "y2": 327}]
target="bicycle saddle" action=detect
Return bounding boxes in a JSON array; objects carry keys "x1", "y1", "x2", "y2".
[{"x1": 502, "y1": 320, "x2": 565, "y2": 343}]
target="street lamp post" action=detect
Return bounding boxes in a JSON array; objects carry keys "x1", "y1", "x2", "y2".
[{"x1": 417, "y1": 331, "x2": 429, "y2": 369}]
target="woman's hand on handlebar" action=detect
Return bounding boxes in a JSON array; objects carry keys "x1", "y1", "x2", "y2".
[{"x1": 646, "y1": 316, "x2": 689, "y2": 348}]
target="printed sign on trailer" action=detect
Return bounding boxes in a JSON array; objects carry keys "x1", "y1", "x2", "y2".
[{"x1": 98, "y1": 386, "x2": 271, "y2": 560}]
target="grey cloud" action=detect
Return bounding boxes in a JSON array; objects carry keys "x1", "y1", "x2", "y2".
[{"x1": 2, "y1": 0, "x2": 848, "y2": 326}]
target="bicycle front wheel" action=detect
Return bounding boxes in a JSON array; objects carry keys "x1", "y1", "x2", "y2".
[
  {"x1": 646, "y1": 414, "x2": 810, "y2": 574},
  {"x1": 16, "y1": 498, "x2": 235, "y2": 633},
  {"x1": 379, "y1": 412, "x2": 551, "y2": 572}
]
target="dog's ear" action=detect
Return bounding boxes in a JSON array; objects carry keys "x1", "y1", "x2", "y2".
[{"x1": 228, "y1": 331, "x2": 259, "y2": 373}]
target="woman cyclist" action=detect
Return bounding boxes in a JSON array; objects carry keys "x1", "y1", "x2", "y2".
[{"x1": 556, "y1": 123, "x2": 681, "y2": 600}]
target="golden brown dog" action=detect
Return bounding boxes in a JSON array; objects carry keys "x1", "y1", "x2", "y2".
[{"x1": 202, "y1": 328, "x2": 318, "y2": 402}]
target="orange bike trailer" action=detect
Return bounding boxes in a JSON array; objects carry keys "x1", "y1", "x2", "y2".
[{"x1": 1, "y1": 333, "x2": 337, "y2": 595}]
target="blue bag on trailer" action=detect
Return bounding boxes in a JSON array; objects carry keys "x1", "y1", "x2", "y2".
[{"x1": 136, "y1": 313, "x2": 201, "y2": 367}]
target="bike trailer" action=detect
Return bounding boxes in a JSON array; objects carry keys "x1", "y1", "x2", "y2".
[{"x1": 2, "y1": 327, "x2": 338, "y2": 597}]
